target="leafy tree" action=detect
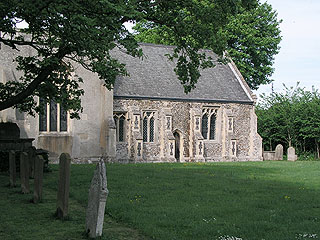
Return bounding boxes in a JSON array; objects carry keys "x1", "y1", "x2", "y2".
[
  {"x1": 0, "y1": 0, "x2": 258, "y2": 117},
  {"x1": 133, "y1": 1, "x2": 282, "y2": 90},
  {"x1": 256, "y1": 84, "x2": 320, "y2": 158}
]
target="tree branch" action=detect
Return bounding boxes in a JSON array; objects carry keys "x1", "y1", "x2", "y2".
[{"x1": 0, "y1": 47, "x2": 70, "y2": 111}]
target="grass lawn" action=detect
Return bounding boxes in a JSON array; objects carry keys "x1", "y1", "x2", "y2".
[{"x1": 1, "y1": 161, "x2": 320, "y2": 240}]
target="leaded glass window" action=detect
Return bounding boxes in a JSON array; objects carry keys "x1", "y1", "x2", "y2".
[
  {"x1": 209, "y1": 114, "x2": 216, "y2": 140},
  {"x1": 113, "y1": 112, "x2": 126, "y2": 142},
  {"x1": 149, "y1": 116, "x2": 154, "y2": 142},
  {"x1": 142, "y1": 111, "x2": 156, "y2": 142},
  {"x1": 201, "y1": 108, "x2": 217, "y2": 140},
  {"x1": 39, "y1": 99, "x2": 68, "y2": 132},
  {"x1": 201, "y1": 114, "x2": 208, "y2": 139}
]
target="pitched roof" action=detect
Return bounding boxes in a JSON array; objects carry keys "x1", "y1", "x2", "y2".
[{"x1": 112, "y1": 43, "x2": 254, "y2": 104}]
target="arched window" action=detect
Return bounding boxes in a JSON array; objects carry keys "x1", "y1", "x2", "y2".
[
  {"x1": 201, "y1": 108, "x2": 217, "y2": 140},
  {"x1": 113, "y1": 112, "x2": 126, "y2": 142},
  {"x1": 142, "y1": 111, "x2": 156, "y2": 142}
]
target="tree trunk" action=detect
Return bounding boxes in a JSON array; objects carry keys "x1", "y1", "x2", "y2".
[{"x1": 316, "y1": 140, "x2": 320, "y2": 159}]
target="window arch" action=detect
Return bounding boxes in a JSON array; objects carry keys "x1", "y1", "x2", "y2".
[
  {"x1": 142, "y1": 111, "x2": 155, "y2": 142},
  {"x1": 201, "y1": 108, "x2": 217, "y2": 140},
  {"x1": 114, "y1": 112, "x2": 126, "y2": 142}
]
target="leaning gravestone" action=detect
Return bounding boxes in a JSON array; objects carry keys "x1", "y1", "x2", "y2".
[
  {"x1": 20, "y1": 152, "x2": 30, "y2": 194},
  {"x1": 287, "y1": 147, "x2": 297, "y2": 161},
  {"x1": 274, "y1": 144, "x2": 283, "y2": 161},
  {"x1": 85, "y1": 160, "x2": 109, "y2": 238},
  {"x1": 55, "y1": 153, "x2": 71, "y2": 219},
  {"x1": 33, "y1": 155, "x2": 44, "y2": 203},
  {"x1": 9, "y1": 150, "x2": 16, "y2": 187}
]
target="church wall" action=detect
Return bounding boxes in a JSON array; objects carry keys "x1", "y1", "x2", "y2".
[
  {"x1": 0, "y1": 43, "x2": 115, "y2": 161},
  {"x1": 114, "y1": 98, "x2": 263, "y2": 162}
]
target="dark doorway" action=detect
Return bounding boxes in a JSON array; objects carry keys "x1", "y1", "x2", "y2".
[{"x1": 174, "y1": 132, "x2": 180, "y2": 161}]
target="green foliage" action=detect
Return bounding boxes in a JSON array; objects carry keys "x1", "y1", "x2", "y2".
[
  {"x1": 256, "y1": 84, "x2": 320, "y2": 158},
  {"x1": 133, "y1": 1, "x2": 282, "y2": 90},
  {"x1": 0, "y1": 0, "x2": 257, "y2": 117}
]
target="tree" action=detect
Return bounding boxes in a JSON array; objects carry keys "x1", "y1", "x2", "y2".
[
  {"x1": 0, "y1": 0, "x2": 258, "y2": 117},
  {"x1": 256, "y1": 84, "x2": 320, "y2": 158},
  {"x1": 133, "y1": 2, "x2": 282, "y2": 90}
]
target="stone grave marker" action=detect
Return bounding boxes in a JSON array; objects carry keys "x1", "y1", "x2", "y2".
[
  {"x1": 33, "y1": 155, "x2": 44, "y2": 203},
  {"x1": 9, "y1": 150, "x2": 16, "y2": 187},
  {"x1": 287, "y1": 147, "x2": 297, "y2": 161},
  {"x1": 274, "y1": 144, "x2": 283, "y2": 161},
  {"x1": 85, "y1": 160, "x2": 109, "y2": 238},
  {"x1": 28, "y1": 147, "x2": 37, "y2": 179},
  {"x1": 56, "y1": 153, "x2": 71, "y2": 219},
  {"x1": 20, "y1": 152, "x2": 30, "y2": 194}
]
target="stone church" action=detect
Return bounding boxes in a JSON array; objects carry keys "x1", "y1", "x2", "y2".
[{"x1": 0, "y1": 43, "x2": 262, "y2": 162}]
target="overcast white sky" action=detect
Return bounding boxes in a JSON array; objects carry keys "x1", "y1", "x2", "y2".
[{"x1": 254, "y1": 0, "x2": 320, "y2": 97}]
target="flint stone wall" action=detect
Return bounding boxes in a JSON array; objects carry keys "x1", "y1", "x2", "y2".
[{"x1": 114, "y1": 98, "x2": 262, "y2": 162}]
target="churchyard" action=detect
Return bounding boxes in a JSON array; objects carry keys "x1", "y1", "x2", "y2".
[{"x1": 1, "y1": 160, "x2": 320, "y2": 240}]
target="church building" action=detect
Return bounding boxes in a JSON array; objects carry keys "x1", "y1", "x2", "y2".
[{"x1": 0, "y1": 43, "x2": 262, "y2": 162}]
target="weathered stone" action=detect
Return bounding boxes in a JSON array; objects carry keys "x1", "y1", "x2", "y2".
[
  {"x1": 263, "y1": 151, "x2": 275, "y2": 161},
  {"x1": 274, "y1": 144, "x2": 283, "y2": 161},
  {"x1": 9, "y1": 150, "x2": 16, "y2": 187},
  {"x1": 28, "y1": 146, "x2": 37, "y2": 179},
  {"x1": 56, "y1": 153, "x2": 71, "y2": 219},
  {"x1": 20, "y1": 152, "x2": 30, "y2": 194},
  {"x1": 287, "y1": 147, "x2": 297, "y2": 161},
  {"x1": 85, "y1": 160, "x2": 108, "y2": 238},
  {"x1": 33, "y1": 155, "x2": 44, "y2": 203}
]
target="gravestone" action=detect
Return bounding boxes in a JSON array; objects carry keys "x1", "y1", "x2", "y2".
[
  {"x1": 33, "y1": 155, "x2": 44, "y2": 203},
  {"x1": 85, "y1": 160, "x2": 109, "y2": 238},
  {"x1": 287, "y1": 147, "x2": 297, "y2": 161},
  {"x1": 20, "y1": 152, "x2": 30, "y2": 194},
  {"x1": 28, "y1": 147, "x2": 37, "y2": 179},
  {"x1": 55, "y1": 153, "x2": 71, "y2": 219},
  {"x1": 9, "y1": 150, "x2": 16, "y2": 187},
  {"x1": 274, "y1": 144, "x2": 283, "y2": 161}
]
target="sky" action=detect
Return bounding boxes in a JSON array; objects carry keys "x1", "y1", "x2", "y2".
[{"x1": 254, "y1": 0, "x2": 320, "y2": 97}]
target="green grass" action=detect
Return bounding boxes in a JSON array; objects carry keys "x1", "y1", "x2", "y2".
[{"x1": 1, "y1": 161, "x2": 320, "y2": 239}]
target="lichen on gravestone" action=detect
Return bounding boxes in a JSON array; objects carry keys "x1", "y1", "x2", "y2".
[{"x1": 85, "y1": 160, "x2": 109, "y2": 238}]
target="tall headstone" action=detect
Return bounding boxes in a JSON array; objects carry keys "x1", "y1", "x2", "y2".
[
  {"x1": 20, "y1": 152, "x2": 30, "y2": 194},
  {"x1": 28, "y1": 147, "x2": 37, "y2": 179},
  {"x1": 33, "y1": 155, "x2": 44, "y2": 203},
  {"x1": 85, "y1": 160, "x2": 109, "y2": 238},
  {"x1": 56, "y1": 153, "x2": 71, "y2": 219},
  {"x1": 274, "y1": 144, "x2": 283, "y2": 161},
  {"x1": 287, "y1": 147, "x2": 297, "y2": 161},
  {"x1": 9, "y1": 150, "x2": 16, "y2": 187}
]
